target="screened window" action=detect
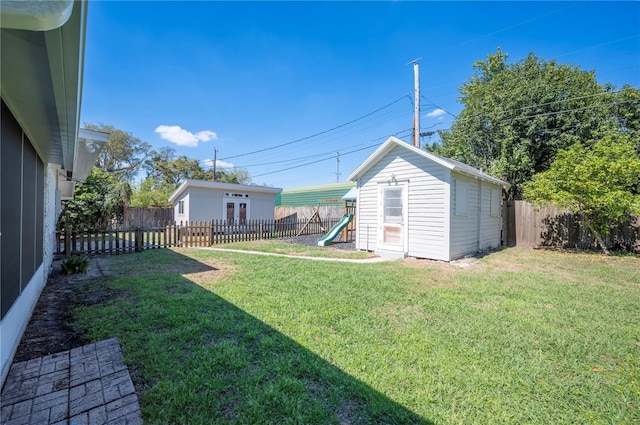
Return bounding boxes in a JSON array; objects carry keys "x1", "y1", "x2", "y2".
[{"x1": 383, "y1": 187, "x2": 403, "y2": 224}]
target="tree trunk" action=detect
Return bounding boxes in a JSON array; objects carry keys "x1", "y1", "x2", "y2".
[{"x1": 583, "y1": 215, "x2": 610, "y2": 255}]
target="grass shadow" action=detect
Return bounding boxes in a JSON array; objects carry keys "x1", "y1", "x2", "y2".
[{"x1": 74, "y1": 249, "x2": 432, "y2": 424}]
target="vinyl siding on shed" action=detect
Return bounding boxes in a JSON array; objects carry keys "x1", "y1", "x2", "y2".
[
  {"x1": 449, "y1": 173, "x2": 503, "y2": 259},
  {"x1": 450, "y1": 174, "x2": 481, "y2": 259},
  {"x1": 480, "y1": 186, "x2": 502, "y2": 250}
]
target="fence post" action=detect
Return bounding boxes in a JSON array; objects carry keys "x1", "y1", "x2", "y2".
[
  {"x1": 64, "y1": 227, "x2": 71, "y2": 258},
  {"x1": 135, "y1": 228, "x2": 143, "y2": 252}
]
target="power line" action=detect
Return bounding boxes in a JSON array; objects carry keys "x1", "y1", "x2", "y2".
[
  {"x1": 437, "y1": 87, "x2": 638, "y2": 125},
  {"x1": 219, "y1": 93, "x2": 412, "y2": 161},
  {"x1": 250, "y1": 128, "x2": 413, "y2": 179}
]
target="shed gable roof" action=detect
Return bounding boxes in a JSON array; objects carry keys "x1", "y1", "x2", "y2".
[{"x1": 348, "y1": 136, "x2": 510, "y2": 188}]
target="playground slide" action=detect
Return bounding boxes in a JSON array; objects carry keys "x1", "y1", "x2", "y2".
[{"x1": 317, "y1": 214, "x2": 353, "y2": 247}]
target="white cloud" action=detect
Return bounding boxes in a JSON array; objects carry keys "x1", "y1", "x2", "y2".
[
  {"x1": 202, "y1": 159, "x2": 234, "y2": 169},
  {"x1": 425, "y1": 109, "x2": 446, "y2": 119},
  {"x1": 154, "y1": 125, "x2": 218, "y2": 147}
]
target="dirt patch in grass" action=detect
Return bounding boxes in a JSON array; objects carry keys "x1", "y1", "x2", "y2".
[
  {"x1": 13, "y1": 250, "x2": 234, "y2": 364},
  {"x1": 185, "y1": 261, "x2": 235, "y2": 286}
]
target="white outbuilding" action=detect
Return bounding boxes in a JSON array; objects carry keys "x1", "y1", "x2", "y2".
[
  {"x1": 169, "y1": 180, "x2": 282, "y2": 223},
  {"x1": 348, "y1": 136, "x2": 510, "y2": 261}
]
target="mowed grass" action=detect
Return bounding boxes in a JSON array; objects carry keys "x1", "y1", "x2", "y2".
[
  {"x1": 73, "y1": 247, "x2": 640, "y2": 424},
  {"x1": 218, "y1": 239, "x2": 375, "y2": 259}
]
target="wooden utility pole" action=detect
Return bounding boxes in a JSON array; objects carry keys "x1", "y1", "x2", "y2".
[
  {"x1": 413, "y1": 60, "x2": 421, "y2": 148},
  {"x1": 213, "y1": 147, "x2": 217, "y2": 181}
]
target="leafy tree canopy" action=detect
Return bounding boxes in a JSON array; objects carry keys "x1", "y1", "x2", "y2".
[
  {"x1": 85, "y1": 123, "x2": 152, "y2": 182},
  {"x1": 428, "y1": 48, "x2": 638, "y2": 199},
  {"x1": 145, "y1": 147, "x2": 252, "y2": 187},
  {"x1": 522, "y1": 128, "x2": 640, "y2": 255},
  {"x1": 58, "y1": 168, "x2": 132, "y2": 229},
  {"x1": 130, "y1": 178, "x2": 175, "y2": 208}
]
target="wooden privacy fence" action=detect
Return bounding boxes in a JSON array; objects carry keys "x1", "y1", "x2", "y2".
[
  {"x1": 124, "y1": 207, "x2": 174, "y2": 227},
  {"x1": 503, "y1": 200, "x2": 640, "y2": 252},
  {"x1": 55, "y1": 217, "x2": 340, "y2": 257}
]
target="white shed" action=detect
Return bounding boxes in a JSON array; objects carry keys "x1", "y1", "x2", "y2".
[
  {"x1": 348, "y1": 136, "x2": 510, "y2": 261},
  {"x1": 169, "y1": 180, "x2": 282, "y2": 223}
]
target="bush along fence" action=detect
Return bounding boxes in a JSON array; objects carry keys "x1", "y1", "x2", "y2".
[
  {"x1": 54, "y1": 217, "x2": 340, "y2": 257},
  {"x1": 502, "y1": 200, "x2": 640, "y2": 252}
]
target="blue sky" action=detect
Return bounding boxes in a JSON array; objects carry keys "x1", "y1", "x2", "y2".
[{"x1": 81, "y1": 1, "x2": 640, "y2": 190}]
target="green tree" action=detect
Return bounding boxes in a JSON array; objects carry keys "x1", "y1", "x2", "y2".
[
  {"x1": 58, "y1": 168, "x2": 132, "y2": 229},
  {"x1": 146, "y1": 147, "x2": 252, "y2": 186},
  {"x1": 218, "y1": 168, "x2": 251, "y2": 184},
  {"x1": 430, "y1": 49, "x2": 626, "y2": 199},
  {"x1": 611, "y1": 84, "x2": 640, "y2": 136},
  {"x1": 130, "y1": 178, "x2": 174, "y2": 207},
  {"x1": 522, "y1": 129, "x2": 640, "y2": 255},
  {"x1": 85, "y1": 123, "x2": 151, "y2": 182}
]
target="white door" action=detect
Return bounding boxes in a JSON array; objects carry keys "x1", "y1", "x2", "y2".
[{"x1": 378, "y1": 183, "x2": 407, "y2": 252}]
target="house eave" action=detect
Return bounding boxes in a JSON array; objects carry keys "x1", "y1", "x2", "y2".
[{"x1": 0, "y1": 0, "x2": 87, "y2": 176}]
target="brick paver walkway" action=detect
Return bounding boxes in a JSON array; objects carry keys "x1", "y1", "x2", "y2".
[{"x1": 1, "y1": 338, "x2": 142, "y2": 424}]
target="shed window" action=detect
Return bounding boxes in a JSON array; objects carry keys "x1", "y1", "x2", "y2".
[
  {"x1": 178, "y1": 200, "x2": 184, "y2": 214},
  {"x1": 455, "y1": 180, "x2": 468, "y2": 216}
]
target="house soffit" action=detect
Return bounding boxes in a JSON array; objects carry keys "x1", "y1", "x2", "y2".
[{"x1": 0, "y1": 1, "x2": 85, "y2": 172}]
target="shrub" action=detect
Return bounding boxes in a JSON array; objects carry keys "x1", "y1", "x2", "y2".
[{"x1": 61, "y1": 256, "x2": 89, "y2": 275}]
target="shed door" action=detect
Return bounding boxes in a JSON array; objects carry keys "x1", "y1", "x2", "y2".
[
  {"x1": 378, "y1": 184, "x2": 407, "y2": 252},
  {"x1": 225, "y1": 200, "x2": 249, "y2": 224}
]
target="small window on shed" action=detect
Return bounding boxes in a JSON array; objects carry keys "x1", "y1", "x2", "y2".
[
  {"x1": 490, "y1": 189, "x2": 501, "y2": 217},
  {"x1": 455, "y1": 180, "x2": 468, "y2": 216},
  {"x1": 178, "y1": 200, "x2": 184, "y2": 215}
]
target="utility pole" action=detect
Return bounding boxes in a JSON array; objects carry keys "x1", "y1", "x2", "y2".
[
  {"x1": 335, "y1": 152, "x2": 341, "y2": 183},
  {"x1": 212, "y1": 147, "x2": 217, "y2": 181},
  {"x1": 413, "y1": 60, "x2": 421, "y2": 148}
]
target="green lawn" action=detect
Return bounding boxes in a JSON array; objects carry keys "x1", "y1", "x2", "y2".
[
  {"x1": 218, "y1": 239, "x2": 374, "y2": 259},
  {"x1": 74, "y1": 247, "x2": 640, "y2": 424}
]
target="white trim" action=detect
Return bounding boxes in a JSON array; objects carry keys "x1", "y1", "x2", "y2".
[
  {"x1": 222, "y1": 197, "x2": 251, "y2": 222},
  {"x1": 1, "y1": 263, "x2": 46, "y2": 385},
  {"x1": 348, "y1": 136, "x2": 510, "y2": 189},
  {"x1": 0, "y1": 0, "x2": 74, "y2": 31},
  {"x1": 377, "y1": 181, "x2": 408, "y2": 253}
]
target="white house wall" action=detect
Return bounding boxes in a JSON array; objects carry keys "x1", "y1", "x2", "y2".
[{"x1": 355, "y1": 145, "x2": 449, "y2": 261}]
